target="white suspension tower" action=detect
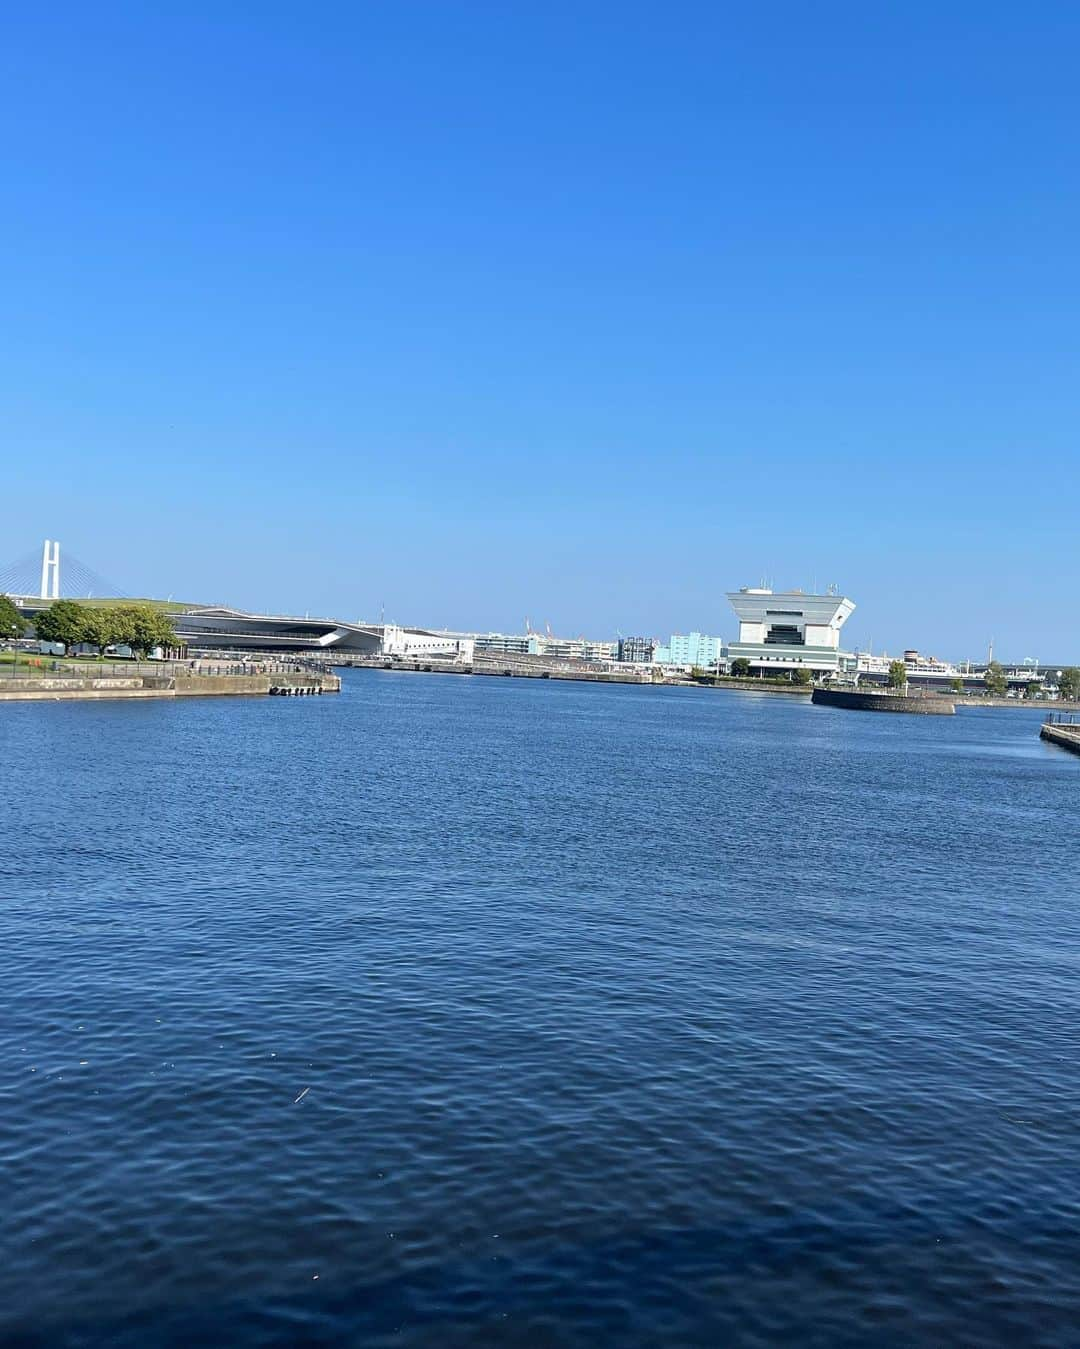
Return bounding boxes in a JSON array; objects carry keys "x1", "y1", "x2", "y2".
[{"x1": 39, "y1": 539, "x2": 60, "y2": 599}]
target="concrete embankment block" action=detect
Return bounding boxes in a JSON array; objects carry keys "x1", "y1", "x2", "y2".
[
  {"x1": 174, "y1": 675, "x2": 270, "y2": 696},
  {"x1": 811, "y1": 687, "x2": 955, "y2": 715}
]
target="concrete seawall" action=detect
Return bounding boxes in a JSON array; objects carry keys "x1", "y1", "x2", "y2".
[
  {"x1": 0, "y1": 672, "x2": 340, "y2": 703},
  {"x1": 341, "y1": 658, "x2": 817, "y2": 694},
  {"x1": 695, "y1": 678, "x2": 812, "y2": 696},
  {"x1": 1040, "y1": 722, "x2": 1080, "y2": 755},
  {"x1": 812, "y1": 687, "x2": 955, "y2": 715}
]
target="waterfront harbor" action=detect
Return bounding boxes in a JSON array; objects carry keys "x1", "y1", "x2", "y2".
[
  {"x1": 6, "y1": 7, "x2": 1080, "y2": 1342},
  {"x1": 4, "y1": 549, "x2": 1075, "y2": 708}
]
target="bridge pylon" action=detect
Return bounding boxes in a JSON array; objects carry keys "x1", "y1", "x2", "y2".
[{"x1": 40, "y1": 540, "x2": 60, "y2": 600}]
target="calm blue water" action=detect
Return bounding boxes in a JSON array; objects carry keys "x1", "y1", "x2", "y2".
[{"x1": 2, "y1": 673, "x2": 1079, "y2": 1347}]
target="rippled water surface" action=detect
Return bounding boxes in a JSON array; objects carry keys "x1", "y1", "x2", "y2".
[{"x1": 3, "y1": 674, "x2": 1079, "y2": 1346}]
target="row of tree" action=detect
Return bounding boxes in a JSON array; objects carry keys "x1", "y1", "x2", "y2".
[{"x1": 30, "y1": 600, "x2": 177, "y2": 657}]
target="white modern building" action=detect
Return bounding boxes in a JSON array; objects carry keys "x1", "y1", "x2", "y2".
[
  {"x1": 381, "y1": 625, "x2": 475, "y2": 661},
  {"x1": 530, "y1": 634, "x2": 618, "y2": 662},
  {"x1": 726, "y1": 588, "x2": 856, "y2": 678},
  {"x1": 474, "y1": 632, "x2": 618, "y2": 662}
]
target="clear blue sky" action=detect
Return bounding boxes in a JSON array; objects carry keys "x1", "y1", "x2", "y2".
[{"x1": 3, "y1": 2, "x2": 1077, "y2": 659}]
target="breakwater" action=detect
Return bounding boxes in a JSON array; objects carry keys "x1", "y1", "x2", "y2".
[
  {"x1": 0, "y1": 670, "x2": 340, "y2": 702},
  {"x1": 812, "y1": 687, "x2": 955, "y2": 715}
]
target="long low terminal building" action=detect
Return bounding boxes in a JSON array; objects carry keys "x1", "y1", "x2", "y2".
[{"x1": 172, "y1": 607, "x2": 473, "y2": 659}]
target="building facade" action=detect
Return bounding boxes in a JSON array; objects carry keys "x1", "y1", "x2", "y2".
[
  {"x1": 725, "y1": 589, "x2": 855, "y2": 677},
  {"x1": 529, "y1": 634, "x2": 618, "y2": 662},
  {"x1": 474, "y1": 632, "x2": 618, "y2": 662},
  {"x1": 381, "y1": 625, "x2": 475, "y2": 661},
  {"x1": 617, "y1": 636, "x2": 656, "y2": 663},
  {"x1": 474, "y1": 633, "x2": 531, "y2": 656},
  {"x1": 652, "y1": 631, "x2": 723, "y2": 668},
  {"x1": 170, "y1": 608, "x2": 473, "y2": 659},
  {"x1": 171, "y1": 607, "x2": 385, "y2": 655}
]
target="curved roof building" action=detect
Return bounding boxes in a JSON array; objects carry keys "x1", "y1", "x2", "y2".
[{"x1": 172, "y1": 607, "x2": 385, "y2": 654}]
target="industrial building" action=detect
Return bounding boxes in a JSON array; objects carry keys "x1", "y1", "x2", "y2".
[
  {"x1": 617, "y1": 636, "x2": 655, "y2": 664},
  {"x1": 725, "y1": 588, "x2": 856, "y2": 678}
]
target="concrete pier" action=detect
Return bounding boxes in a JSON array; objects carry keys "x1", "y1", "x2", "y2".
[{"x1": 1040, "y1": 719, "x2": 1080, "y2": 755}]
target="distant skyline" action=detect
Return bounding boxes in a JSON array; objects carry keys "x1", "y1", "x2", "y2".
[
  {"x1": 3, "y1": 3, "x2": 1078, "y2": 660},
  {"x1": 0, "y1": 537, "x2": 1052, "y2": 666}
]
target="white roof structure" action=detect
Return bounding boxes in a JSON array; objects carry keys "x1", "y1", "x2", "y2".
[{"x1": 725, "y1": 589, "x2": 855, "y2": 630}]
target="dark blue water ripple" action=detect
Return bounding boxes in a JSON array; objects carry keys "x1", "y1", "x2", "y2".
[{"x1": 2, "y1": 675, "x2": 1079, "y2": 1346}]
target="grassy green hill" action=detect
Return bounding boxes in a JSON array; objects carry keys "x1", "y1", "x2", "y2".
[{"x1": 22, "y1": 596, "x2": 199, "y2": 612}]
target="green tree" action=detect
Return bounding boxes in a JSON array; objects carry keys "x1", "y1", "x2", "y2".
[
  {"x1": 949, "y1": 677, "x2": 964, "y2": 694},
  {"x1": 127, "y1": 605, "x2": 176, "y2": 657},
  {"x1": 887, "y1": 660, "x2": 908, "y2": 690},
  {"x1": 0, "y1": 594, "x2": 24, "y2": 640},
  {"x1": 1025, "y1": 681, "x2": 1041, "y2": 700},
  {"x1": 730, "y1": 657, "x2": 752, "y2": 678},
  {"x1": 80, "y1": 606, "x2": 124, "y2": 657},
  {"x1": 33, "y1": 600, "x2": 88, "y2": 651},
  {"x1": 792, "y1": 667, "x2": 812, "y2": 686},
  {"x1": 1059, "y1": 667, "x2": 1080, "y2": 701},
  {"x1": 983, "y1": 661, "x2": 1008, "y2": 697},
  {"x1": 110, "y1": 607, "x2": 137, "y2": 651}
]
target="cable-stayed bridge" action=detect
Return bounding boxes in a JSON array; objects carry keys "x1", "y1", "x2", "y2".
[
  {"x1": 0, "y1": 540, "x2": 126, "y2": 602},
  {"x1": 0, "y1": 538, "x2": 459, "y2": 660}
]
